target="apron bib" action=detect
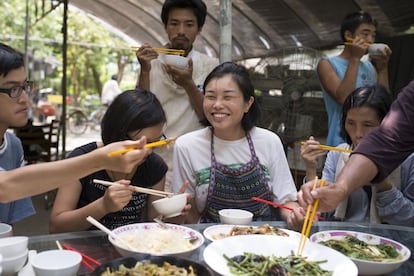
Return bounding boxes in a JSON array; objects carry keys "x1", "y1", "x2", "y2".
[{"x1": 201, "y1": 130, "x2": 273, "y2": 223}]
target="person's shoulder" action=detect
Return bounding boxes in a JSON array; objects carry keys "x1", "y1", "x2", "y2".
[
  {"x1": 68, "y1": 142, "x2": 98, "y2": 157},
  {"x1": 191, "y1": 50, "x2": 218, "y2": 65},
  {"x1": 176, "y1": 128, "x2": 209, "y2": 146},
  {"x1": 251, "y1": 127, "x2": 279, "y2": 139}
]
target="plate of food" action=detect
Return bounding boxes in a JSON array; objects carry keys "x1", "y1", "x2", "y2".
[
  {"x1": 203, "y1": 235, "x2": 357, "y2": 276},
  {"x1": 109, "y1": 223, "x2": 204, "y2": 257},
  {"x1": 91, "y1": 253, "x2": 214, "y2": 276},
  {"x1": 203, "y1": 223, "x2": 301, "y2": 242},
  {"x1": 310, "y1": 230, "x2": 411, "y2": 275}
]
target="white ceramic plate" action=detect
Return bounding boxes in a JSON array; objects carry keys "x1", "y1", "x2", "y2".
[
  {"x1": 109, "y1": 223, "x2": 204, "y2": 257},
  {"x1": 203, "y1": 235, "x2": 357, "y2": 276},
  {"x1": 310, "y1": 230, "x2": 411, "y2": 275},
  {"x1": 203, "y1": 224, "x2": 301, "y2": 242}
]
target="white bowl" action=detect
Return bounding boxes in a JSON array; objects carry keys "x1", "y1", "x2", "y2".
[
  {"x1": 0, "y1": 236, "x2": 28, "y2": 259},
  {"x1": 368, "y1": 43, "x2": 388, "y2": 56},
  {"x1": 152, "y1": 193, "x2": 187, "y2": 218},
  {"x1": 109, "y1": 222, "x2": 204, "y2": 257},
  {"x1": 310, "y1": 230, "x2": 411, "y2": 275},
  {"x1": 219, "y1": 209, "x2": 253, "y2": 225},
  {"x1": 30, "y1": 249, "x2": 82, "y2": 276},
  {"x1": 0, "y1": 223, "x2": 12, "y2": 238},
  {"x1": 2, "y1": 249, "x2": 28, "y2": 275},
  {"x1": 159, "y1": 54, "x2": 188, "y2": 68},
  {"x1": 204, "y1": 235, "x2": 357, "y2": 276}
]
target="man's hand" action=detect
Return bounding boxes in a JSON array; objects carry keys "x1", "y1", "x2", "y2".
[{"x1": 135, "y1": 44, "x2": 158, "y2": 72}]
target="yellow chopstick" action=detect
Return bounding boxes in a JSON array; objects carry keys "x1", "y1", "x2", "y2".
[
  {"x1": 300, "y1": 142, "x2": 352, "y2": 153},
  {"x1": 297, "y1": 176, "x2": 318, "y2": 255},
  {"x1": 107, "y1": 138, "x2": 176, "y2": 157},
  {"x1": 93, "y1": 179, "x2": 173, "y2": 197},
  {"x1": 130, "y1": 46, "x2": 185, "y2": 56},
  {"x1": 344, "y1": 39, "x2": 371, "y2": 47}
]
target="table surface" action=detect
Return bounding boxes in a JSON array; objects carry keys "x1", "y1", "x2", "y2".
[{"x1": 28, "y1": 221, "x2": 414, "y2": 275}]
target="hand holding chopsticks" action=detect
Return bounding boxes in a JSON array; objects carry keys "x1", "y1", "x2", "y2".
[
  {"x1": 93, "y1": 179, "x2": 173, "y2": 198},
  {"x1": 297, "y1": 177, "x2": 325, "y2": 256},
  {"x1": 107, "y1": 137, "x2": 176, "y2": 157},
  {"x1": 131, "y1": 45, "x2": 185, "y2": 56}
]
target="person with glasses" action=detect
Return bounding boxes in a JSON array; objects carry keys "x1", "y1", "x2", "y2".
[
  {"x1": 0, "y1": 42, "x2": 154, "y2": 212},
  {"x1": 0, "y1": 44, "x2": 36, "y2": 225},
  {"x1": 49, "y1": 89, "x2": 190, "y2": 233}
]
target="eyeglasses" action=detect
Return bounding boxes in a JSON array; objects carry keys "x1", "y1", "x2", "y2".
[
  {"x1": 0, "y1": 81, "x2": 33, "y2": 98},
  {"x1": 127, "y1": 132, "x2": 167, "y2": 142}
]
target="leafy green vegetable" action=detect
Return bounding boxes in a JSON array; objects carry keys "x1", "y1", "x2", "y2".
[
  {"x1": 224, "y1": 252, "x2": 332, "y2": 276},
  {"x1": 320, "y1": 235, "x2": 402, "y2": 262}
]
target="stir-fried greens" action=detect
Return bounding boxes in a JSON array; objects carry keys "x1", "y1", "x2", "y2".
[
  {"x1": 320, "y1": 235, "x2": 402, "y2": 262},
  {"x1": 224, "y1": 252, "x2": 332, "y2": 276},
  {"x1": 100, "y1": 260, "x2": 197, "y2": 276}
]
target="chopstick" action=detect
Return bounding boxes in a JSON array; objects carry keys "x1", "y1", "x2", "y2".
[
  {"x1": 297, "y1": 177, "x2": 325, "y2": 255},
  {"x1": 86, "y1": 216, "x2": 137, "y2": 252},
  {"x1": 62, "y1": 243, "x2": 102, "y2": 271},
  {"x1": 107, "y1": 138, "x2": 176, "y2": 157},
  {"x1": 344, "y1": 39, "x2": 371, "y2": 47},
  {"x1": 93, "y1": 179, "x2": 174, "y2": 198},
  {"x1": 251, "y1": 197, "x2": 294, "y2": 211},
  {"x1": 300, "y1": 141, "x2": 352, "y2": 153},
  {"x1": 131, "y1": 46, "x2": 185, "y2": 56}
]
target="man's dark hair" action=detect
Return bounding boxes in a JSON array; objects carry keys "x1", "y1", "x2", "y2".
[
  {"x1": 0, "y1": 43, "x2": 24, "y2": 77},
  {"x1": 161, "y1": 0, "x2": 207, "y2": 28},
  {"x1": 340, "y1": 11, "x2": 377, "y2": 42}
]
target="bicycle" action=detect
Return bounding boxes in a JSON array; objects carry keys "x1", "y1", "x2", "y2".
[{"x1": 67, "y1": 105, "x2": 106, "y2": 135}]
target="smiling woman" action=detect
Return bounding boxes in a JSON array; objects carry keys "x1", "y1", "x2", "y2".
[{"x1": 171, "y1": 62, "x2": 304, "y2": 231}]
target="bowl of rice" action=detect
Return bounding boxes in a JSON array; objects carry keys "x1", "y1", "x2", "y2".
[{"x1": 109, "y1": 223, "x2": 204, "y2": 257}]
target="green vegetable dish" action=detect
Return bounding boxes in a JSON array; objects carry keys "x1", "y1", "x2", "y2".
[
  {"x1": 320, "y1": 235, "x2": 402, "y2": 262},
  {"x1": 224, "y1": 252, "x2": 332, "y2": 276}
]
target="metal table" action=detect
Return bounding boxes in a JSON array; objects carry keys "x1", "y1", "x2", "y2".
[{"x1": 28, "y1": 221, "x2": 414, "y2": 275}]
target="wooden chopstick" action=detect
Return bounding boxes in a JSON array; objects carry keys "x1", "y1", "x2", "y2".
[
  {"x1": 251, "y1": 197, "x2": 294, "y2": 211},
  {"x1": 130, "y1": 46, "x2": 185, "y2": 55},
  {"x1": 300, "y1": 142, "x2": 352, "y2": 153},
  {"x1": 107, "y1": 138, "x2": 176, "y2": 157},
  {"x1": 93, "y1": 179, "x2": 173, "y2": 198},
  {"x1": 297, "y1": 177, "x2": 325, "y2": 255}
]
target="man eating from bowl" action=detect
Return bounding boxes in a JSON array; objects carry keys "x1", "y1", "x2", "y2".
[{"x1": 135, "y1": 0, "x2": 219, "y2": 191}]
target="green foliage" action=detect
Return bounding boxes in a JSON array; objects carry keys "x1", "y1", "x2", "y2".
[{"x1": 0, "y1": 0, "x2": 134, "y2": 106}]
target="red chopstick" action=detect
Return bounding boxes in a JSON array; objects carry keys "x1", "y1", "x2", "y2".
[
  {"x1": 62, "y1": 244, "x2": 102, "y2": 271},
  {"x1": 252, "y1": 197, "x2": 294, "y2": 211}
]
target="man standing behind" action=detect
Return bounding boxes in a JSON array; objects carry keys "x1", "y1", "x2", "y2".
[
  {"x1": 135, "y1": 0, "x2": 219, "y2": 190},
  {"x1": 101, "y1": 74, "x2": 121, "y2": 106},
  {"x1": 0, "y1": 43, "x2": 35, "y2": 224},
  {"x1": 318, "y1": 11, "x2": 391, "y2": 146}
]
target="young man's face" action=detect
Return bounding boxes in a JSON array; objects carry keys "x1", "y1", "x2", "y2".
[
  {"x1": 0, "y1": 67, "x2": 29, "y2": 130},
  {"x1": 165, "y1": 7, "x2": 201, "y2": 53},
  {"x1": 351, "y1": 23, "x2": 377, "y2": 44}
]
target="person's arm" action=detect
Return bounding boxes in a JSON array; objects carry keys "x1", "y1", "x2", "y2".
[
  {"x1": 135, "y1": 44, "x2": 158, "y2": 90},
  {"x1": 145, "y1": 177, "x2": 166, "y2": 221},
  {"x1": 376, "y1": 156, "x2": 414, "y2": 226},
  {"x1": 371, "y1": 45, "x2": 392, "y2": 91},
  {"x1": 49, "y1": 179, "x2": 133, "y2": 233},
  {"x1": 0, "y1": 139, "x2": 149, "y2": 203},
  {"x1": 164, "y1": 58, "x2": 204, "y2": 119},
  {"x1": 298, "y1": 153, "x2": 378, "y2": 212},
  {"x1": 300, "y1": 136, "x2": 326, "y2": 180}
]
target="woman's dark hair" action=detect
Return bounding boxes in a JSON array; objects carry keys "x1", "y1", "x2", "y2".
[
  {"x1": 340, "y1": 84, "x2": 392, "y2": 145},
  {"x1": 340, "y1": 11, "x2": 377, "y2": 42},
  {"x1": 161, "y1": 0, "x2": 207, "y2": 28},
  {"x1": 200, "y1": 62, "x2": 261, "y2": 131},
  {"x1": 0, "y1": 42, "x2": 24, "y2": 77},
  {"x1": 101, "y1": 89, "x2": 166, "y2": 145}
]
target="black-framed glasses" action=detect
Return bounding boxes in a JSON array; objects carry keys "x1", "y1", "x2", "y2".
[{"x1": 0, "y1": 80, "x2": 33, "y2": 98}]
